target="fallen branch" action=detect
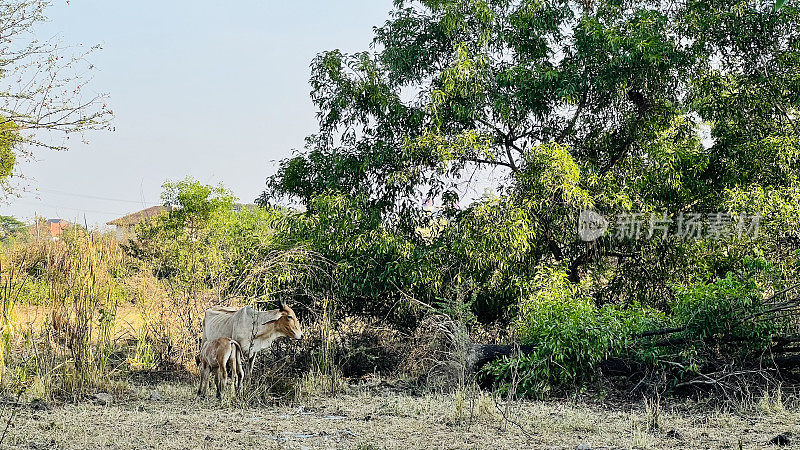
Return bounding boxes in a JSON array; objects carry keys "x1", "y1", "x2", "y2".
[
  {"x1": 471, "y1": 338, "x2": 800, "y2": 377},
  {"x1": 471, "y1": 344, "x2": 536, "y2": 370}
]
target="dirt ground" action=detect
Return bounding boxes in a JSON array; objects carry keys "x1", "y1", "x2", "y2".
[{"x1": 2, "y1": 382, "x2": 799, "y2": 449}]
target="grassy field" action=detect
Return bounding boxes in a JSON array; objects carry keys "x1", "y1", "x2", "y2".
[{"x1": 2, "y1": 381, "x2": 799, "y2": 449}]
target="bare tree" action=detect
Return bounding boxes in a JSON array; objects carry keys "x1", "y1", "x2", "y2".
[{"x1": 0, "y1": 1, "x2": 112, "y2": 191}]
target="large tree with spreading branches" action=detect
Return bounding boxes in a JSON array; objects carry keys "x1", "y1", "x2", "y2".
[{"x1": 263, "y1": 0, "x2": 800, "y2": 317}]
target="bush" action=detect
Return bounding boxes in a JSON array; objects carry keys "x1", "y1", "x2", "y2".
[
  {"x1": 485, "y1": 261, "x2": 789, "y2": 398},
  {"x1": 486, "y1": 267, "x2": 663, "y2": 396},
  {"x1": 671, "y1": 271, "x2": 777, "y2": 359},
  {"x1": 1, "y1": 231, "x2": 130, "y2": 399}
]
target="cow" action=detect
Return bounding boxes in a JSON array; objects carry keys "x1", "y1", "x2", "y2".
[
  {"x1": 195, "y1": 337, "x2": 244, "y2": 400},
  {"x1": 201, "y1": 300, "x2": 303, "y2": 377}
]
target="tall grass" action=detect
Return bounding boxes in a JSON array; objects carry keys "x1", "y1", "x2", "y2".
[
  {"x1": 0, "y1": 244, "x2": 31, "y2": 383},
  {"x1": 0, "y1": 230, "x2": 128, "y2": 399},
  {"x1": 1, "y1": 215, "x2": 438, "y2": 403},
  {"x1": 48, "y1": 230, "x2": 124, "y2": 394}
]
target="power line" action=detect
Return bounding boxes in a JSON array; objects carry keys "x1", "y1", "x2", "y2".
[
  {"x1": 14, "y1": 199, "x2": 128, "y2": 217},
  {"x1": 36, "y1": 188, "x2": 157, "y2": 205}
]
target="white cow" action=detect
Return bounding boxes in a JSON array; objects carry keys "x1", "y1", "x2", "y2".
[{"x1": 201, "y1": 301, "x2": 303, "y2": 375}]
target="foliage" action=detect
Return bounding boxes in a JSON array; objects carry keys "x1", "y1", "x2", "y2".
[
  {"x1": 161, "y1": 178, "x2": 237, "y2": 227},
  {"x1": 0, "y1": 215, "x2": 27, "y2": 244},
  {"x1": 486, "y1": 260, "x2": 789, "y2": 396},
  {"x1": 261, "y1": 0, "x2": 800, "y2": 322},
  {"x1": 265, "y1": 0, "x2": 799, "y2": 237},
  {"x1": 0, "y1": 121, "x2": 20, "y2": 188},
  {"x1": 486, "y1": 266, "x2": 663, "y2": 396},
  {"x1": 671, "y1": 269, "x2": 778, "y2": 358},
  {"x1": 132, "y1": 178, "x2": 235, "y2": 281}
]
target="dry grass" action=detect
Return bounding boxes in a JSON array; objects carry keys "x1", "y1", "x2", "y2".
[
  {"x1": 0, "y1": 232, "x2": 131, "y2": 398},
  {"x1": 14, "y1": 304, "x2": 146, "y2": 341},
  {"x1": 2, "y1": 380, "x2": 800, "y2": 449}
]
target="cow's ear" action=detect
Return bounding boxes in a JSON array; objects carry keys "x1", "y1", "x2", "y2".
[{"x1": 259, "y1": 309, "x2": 283, "y2": 325}]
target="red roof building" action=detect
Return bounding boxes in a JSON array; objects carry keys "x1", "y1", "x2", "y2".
[{"x1": 28, "y1": 218, "x2": 72, "y2": 240}]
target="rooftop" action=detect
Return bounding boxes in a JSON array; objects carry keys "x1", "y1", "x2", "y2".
[{"x1": 106, "y1": 205, "x2": 171, "y2": 226}]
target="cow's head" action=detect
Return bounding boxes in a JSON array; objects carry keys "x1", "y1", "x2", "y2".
[{"x1": 271, "y1": 300, "x2": 303, "y2": 340}]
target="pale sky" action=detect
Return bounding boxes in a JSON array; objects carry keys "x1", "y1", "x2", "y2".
[{"x1": 0, "y1": 0, "x2": 395, "y2": 228}]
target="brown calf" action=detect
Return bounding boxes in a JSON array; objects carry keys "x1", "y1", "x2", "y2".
[{"x1": 196, "y1": 337, "x2": 244, "y2": 400}]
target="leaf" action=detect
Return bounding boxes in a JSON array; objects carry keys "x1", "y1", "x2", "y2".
[{"x1": 775, "y1": 0, "x2": 787, "y2": 10}]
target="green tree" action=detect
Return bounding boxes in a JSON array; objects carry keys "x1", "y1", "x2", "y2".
[
  {"x1": 161, "y1": 177, "x2": 236, "y2": 232},
  {"x1": 132, "y1": 178, "x2": 235, "y2": 278},
  {"x1": 0, "y1": 122, "x2": 20, "y2": 185},
  {"x1": 0, "y1": 214, "x2": 26, "y2": 243},
  {"x1": 133, "y1": 180, "x2": 330, "y2": 319}
]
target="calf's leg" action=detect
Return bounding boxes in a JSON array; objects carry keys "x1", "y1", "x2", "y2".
[
  {"x1": 198, "y1": 365, "x2": 210, "y2": 399},
  {"x1": 215, "y1": 366, "x2": 226, "y2": 400}
]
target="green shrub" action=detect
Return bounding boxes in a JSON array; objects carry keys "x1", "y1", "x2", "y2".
[
  {"x1": 671, "y1": 272, "x2": 776, "y2": 358},
  {"x1": 488, "y1": 263, "x2": 784, "y2": 397},
  {"x1": 486, "y1": 267, "x2": 664, "y2": 396}
]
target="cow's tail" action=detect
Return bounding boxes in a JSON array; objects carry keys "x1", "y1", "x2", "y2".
[
  {"x1": 229, "y1": 340, "x2": 241, "y2": 357},
  {"x1": 230, "y1": 340, "x2": 243, "y2": 374}
]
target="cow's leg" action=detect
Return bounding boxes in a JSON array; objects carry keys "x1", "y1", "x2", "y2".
[
  {"x1": 239, "y1": 352, "x2": 253, "y2": 383},
  {"x1": 248, "y1": 353, "x2": 257, "y2": 377},
  {"x1": 226, "y1": 353, "x2": 237, "y2": 394},
  {"x1": 226, "y1": 350, "x2": 234, "y2": 379},
  {"x1": 232, "y1": 352, "x2": 243, "y2": 394}
]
